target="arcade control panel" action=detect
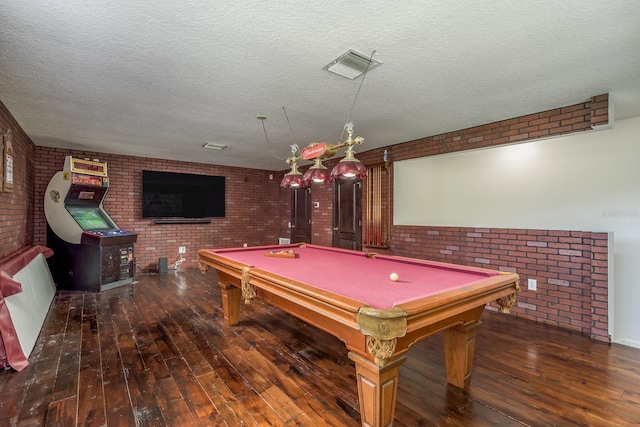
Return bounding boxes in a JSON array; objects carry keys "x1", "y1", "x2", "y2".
[{"x1": 81, "y1": 229, "x2": 138, "y2": 247}]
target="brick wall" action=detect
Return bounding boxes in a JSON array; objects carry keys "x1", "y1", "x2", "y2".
[
  {"x1": 301, "y1": 94, "x2": 610, "y2": 342},
  {"x1": 386, "y1": 226, "x2": 609, "y2": 342},
  {"x1": 309, "y1": 183, "x2": 333, "y2": 246},
  {"x1": 34, "y1": 147, "x2": 288, "y2": 272},
  {"x1": 388, "y1": 94, "x2": 608, "y2": 161},
  {"x1": 0, "y1": 100, "x2": 35, "y2": 259}
]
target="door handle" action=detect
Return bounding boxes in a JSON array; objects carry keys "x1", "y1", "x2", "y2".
[{"x1": 333, "y1": 227, "x2": 338, "y2": 231}]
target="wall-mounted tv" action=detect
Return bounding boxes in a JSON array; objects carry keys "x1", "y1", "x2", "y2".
[{"x1": 142, "y1": 170, "x2": 225, "y2": 218}]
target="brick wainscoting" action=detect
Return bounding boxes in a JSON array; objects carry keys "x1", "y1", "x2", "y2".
[{"x1": 387, "y1": 226, "x2": 609, "y2": 343}]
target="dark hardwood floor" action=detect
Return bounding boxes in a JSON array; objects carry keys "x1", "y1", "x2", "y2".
[{"x1": 1, "y1": 269, "x2": 639, "y2": 426}]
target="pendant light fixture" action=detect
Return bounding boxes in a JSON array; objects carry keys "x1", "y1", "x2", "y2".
[{"x1": 274, "y1": 50, "x2": 378, "y2": 188}]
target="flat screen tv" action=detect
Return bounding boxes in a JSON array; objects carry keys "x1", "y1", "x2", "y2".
[{"x1": 142, "y1": 170, "x2": 225, "y2": 218}]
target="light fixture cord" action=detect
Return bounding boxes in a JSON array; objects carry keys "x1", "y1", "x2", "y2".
[
  {"x1": 260, "y1": 117, "x2": 286, "y2": 161},
  {"x1": 282, "y1": 106, "x2": 297, "y2": 143},
  {"x1": 339, "y1": 50, "x2": 376, "y2": 142}
]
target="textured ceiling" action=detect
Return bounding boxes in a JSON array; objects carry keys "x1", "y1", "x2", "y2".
[{"x1": 1, "y1": 1, "x2": 640, "y2": 171}]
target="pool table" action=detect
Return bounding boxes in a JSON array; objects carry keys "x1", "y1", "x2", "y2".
[{"x1": 198, "y1": 244, "x2": 519, "y2": 427}]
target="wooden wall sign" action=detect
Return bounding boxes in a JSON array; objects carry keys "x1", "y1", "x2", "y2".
[{"x1": 3, "y1": 129, "x2": 14, "y2": 192}]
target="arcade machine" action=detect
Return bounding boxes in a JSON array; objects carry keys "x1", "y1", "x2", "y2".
[{"x1": 44, "y1": 156, "x2": 137, "y2": 292}]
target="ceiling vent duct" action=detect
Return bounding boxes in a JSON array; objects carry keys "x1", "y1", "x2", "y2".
[
  {"x1": 323, "y1": 49, "x2": 382, "y2": 79},
  {"x1": 202, "y1": 142, "x2": 227, "y2": 150}
]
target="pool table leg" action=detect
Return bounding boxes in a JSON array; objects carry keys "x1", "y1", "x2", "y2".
[
  {"x1": 349, "y1": 352, "x2": 407, "y2": 427},
  {"x1": 218, "y1": 282, "x2": 241, "y2": 325},
  {"x1": 442, "y1": 319, "x2": 482, "y2": 389}
]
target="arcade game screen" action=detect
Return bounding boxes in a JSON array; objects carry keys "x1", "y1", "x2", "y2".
[{"x1": 66, "y1": 206, "x2": 116, "y2": 231}]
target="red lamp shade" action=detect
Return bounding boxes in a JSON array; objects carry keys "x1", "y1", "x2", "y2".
[
  {"x1": 330, "y1": 158, "x2": 367, "y2": 180},
  {"x1": 303, "y1": 158, "x2": 332, "y2": 184},
  {"x1": 303, "y1": 167, "x2": 332, "y2": 184},
  {"x1": 280, "y1": 172, "x2": 306, "y2": 188},
  {"x1": 280, "y1": 161, "x2": 308, "y2": 188}
]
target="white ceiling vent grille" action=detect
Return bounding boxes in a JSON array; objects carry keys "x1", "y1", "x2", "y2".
[
  {"x1": 203, "y1": 142, "x2": 227, "y2": 150},
  {"x1": 323, "y1": 49, "x2": 382, "y2": 79}
]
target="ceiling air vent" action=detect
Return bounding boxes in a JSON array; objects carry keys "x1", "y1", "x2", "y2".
[
  {"x1": 202, "y1": 142, "x2": 227, "y2": 150},
  {"x1": 323, "y1": 49, "x2": 382, "y2": 79}
]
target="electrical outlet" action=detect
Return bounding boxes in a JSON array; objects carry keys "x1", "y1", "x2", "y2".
[
  {"x1": 528, "y1": 278, "x2": 537, "y2": 291},
  {"x1": 178, "y1": 246, "x2": 186, "y2": 254},
  {"x1": 243, "y1": 243, "x2": 248, "y2": 247}
]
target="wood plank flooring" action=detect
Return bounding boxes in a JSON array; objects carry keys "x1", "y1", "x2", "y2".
[{"x1": 1, "y1": 269, "x2": 639, "y2": 426}]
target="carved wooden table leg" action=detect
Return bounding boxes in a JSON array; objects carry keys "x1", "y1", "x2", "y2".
[
  {"x1": 198, "y1": 261, "x2": 210, "y2": 274},
  {"x1": 349, "y1": 352, "x2": 407, "y2": 427},
  {"x1": 218, "y1": 282, "x2": 241, "y2": 325},
  {"x1": 442, "y1": 319, "x2": 482, "y2": 389}
]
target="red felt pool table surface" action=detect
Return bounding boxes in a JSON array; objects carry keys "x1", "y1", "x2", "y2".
[{"x1": 208, "y1": 244, "x2": 499, "y2": 310}]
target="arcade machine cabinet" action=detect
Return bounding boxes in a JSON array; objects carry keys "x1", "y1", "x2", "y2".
[{"x1": 44, "y1": 156, "x2": 138, "y2": 292}]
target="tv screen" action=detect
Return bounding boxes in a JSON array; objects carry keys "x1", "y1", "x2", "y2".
[
  {"x1": 67, "y1": 206, "x2": 116, "y2": 230},
  {"x1": 142, "y1": 170, "x2": 225, "y2": 218}
]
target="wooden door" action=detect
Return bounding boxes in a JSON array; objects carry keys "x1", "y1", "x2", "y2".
[
  {"x1": 332, "y1": 178, "x2": 362, "y2": 250},
  {"x1": 291, "y1": 187, "x2": 312, "y2": 243}
]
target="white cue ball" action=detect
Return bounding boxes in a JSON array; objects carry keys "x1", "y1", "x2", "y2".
[{"x1": 390, "y1": 273, "x2": 399, "y2": 282}]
